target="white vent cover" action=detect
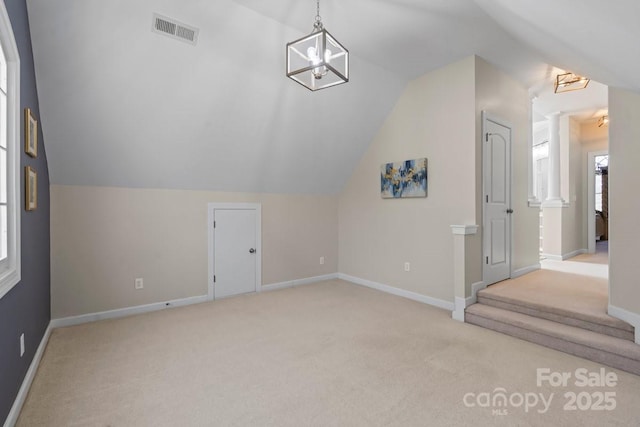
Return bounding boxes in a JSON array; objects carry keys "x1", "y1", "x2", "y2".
[{"x1": 152, "y1": 13, "x2": 199, "y2": 45}]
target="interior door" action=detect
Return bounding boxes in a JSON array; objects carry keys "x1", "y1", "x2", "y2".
[
  {"x1": 214, "y1": 208, "x2": 258, "y2": 299},
  {"x1": 483, "y1": 114, "x2": 512, "y2": 285}
]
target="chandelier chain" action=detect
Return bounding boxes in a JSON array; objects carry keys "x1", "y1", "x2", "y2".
[{"x1": 314, "y1": 0, "x2": 323, "y2": 30}]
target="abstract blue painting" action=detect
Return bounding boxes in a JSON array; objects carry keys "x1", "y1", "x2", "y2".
[{"x1": 381, "y1": 158, "x2": 427, "y2": 198}]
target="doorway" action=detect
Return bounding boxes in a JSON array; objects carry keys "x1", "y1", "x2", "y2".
[
  {"x1": 588, "y1": 151, "x2": 609, "y2": 254},
  {"x1": 208, "y1": 203, "x2": 262, "y2": 300}
]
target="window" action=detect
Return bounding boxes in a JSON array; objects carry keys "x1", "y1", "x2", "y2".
[
  {"x1": 0, "y1": 1, "x2": 21, "y2": 300},
  {"x1": 530, "y1": 120, "x2": 550, "y2": 205},
  {"x1": 532, "y1": 140, "x2": 549, "y2": 203}
]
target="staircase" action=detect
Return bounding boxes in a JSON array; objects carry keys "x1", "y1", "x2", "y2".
[{"x1": 466, "y1": 286, "x2": 640, "y2": 376}]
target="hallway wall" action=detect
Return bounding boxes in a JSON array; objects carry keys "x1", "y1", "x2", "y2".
[{"x1": 608, "y1": 88, "x2": 640, "y2": 325}]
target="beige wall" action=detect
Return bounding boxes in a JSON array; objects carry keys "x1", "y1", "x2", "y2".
[
  {"x1": 608, "y1": 88, "x2": 640, "y2": 316},
  {"x1": 338, "y1": 56, "x2": 536, "y2": 303},
  {"x1": 475, "y1": 57, "x2": 539, "y2": 274},
  {"x1": 52, "y1": 56, "x2": 541, "y2": 316},
  {"x1": 51, "y1": 185, "x2": 338, "y2": 318},
  {"x1": 339, "y1": 57, "x2": 476, "y2": 302}
]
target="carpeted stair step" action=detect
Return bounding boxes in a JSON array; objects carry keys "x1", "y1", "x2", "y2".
[
  {"x1": 465, "y1": 303, "x2": 640, "y2": 376},
  {"x1": 477, "y1": 289, "x2": 634, "y2": 341}
]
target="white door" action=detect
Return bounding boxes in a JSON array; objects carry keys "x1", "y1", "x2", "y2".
[
  {"x1": 213, "y1": 208, "x2": 260, "y2": 299},
  {"x1": 483, "y1": 113, "x2": 512, "y2": 285}
]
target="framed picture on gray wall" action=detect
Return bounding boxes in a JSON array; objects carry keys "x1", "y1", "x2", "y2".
[
  {"x1": 25, "y1": 107, "x2": 38, "y2": 157},
  {"x1": 25, "y1": 166, "x2": 37, "y2": 211}
]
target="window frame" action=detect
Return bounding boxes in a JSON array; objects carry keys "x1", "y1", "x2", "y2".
[{"x1": 0, "y1": 1, "x2": 21, "y2": 300}]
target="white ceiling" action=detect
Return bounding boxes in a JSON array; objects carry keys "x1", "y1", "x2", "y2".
[{"x1": 26, "y1": 0, "x2": 639, "y2": 194}]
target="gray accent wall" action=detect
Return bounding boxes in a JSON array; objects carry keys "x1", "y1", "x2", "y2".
[{"x1": 0, "y1": 0, "x2": 50, "y2": 424}]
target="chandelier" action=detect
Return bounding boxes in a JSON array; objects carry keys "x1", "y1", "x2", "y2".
[
  {"x1": 286, "y1": 0, "x2": 349, "y2": 91},
  {"x1": 554, "y1": 72, "x2": 590, "y2": 93}
]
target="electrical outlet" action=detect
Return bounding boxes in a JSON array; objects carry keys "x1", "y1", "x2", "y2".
[
  {"x1": 320, "y1": 256, "x2": 325, "y2": 265},
  {"x1": 20, "y1": 333, "x2": 24, "y2": 357},
  {"x1": 135, "y1": 278, "x2": 144, "y2": 290},
  {"x1": 404, "y1": 262, "x2": 410, "y2": 272}
]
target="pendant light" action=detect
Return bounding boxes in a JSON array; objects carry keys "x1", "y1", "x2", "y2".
[
  {"x1": 286, "y1": 0, "x2": 349, "y2": 91},
  {"x1": 554, "y1": 72, "x2": 590, "y2": 93}
]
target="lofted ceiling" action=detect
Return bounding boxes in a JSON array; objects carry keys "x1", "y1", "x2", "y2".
[{"x1": 25, "y1": 0, "x2": 639, "y2": 194}]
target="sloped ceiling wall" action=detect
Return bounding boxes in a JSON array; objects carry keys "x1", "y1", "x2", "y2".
[
  {"x1": 27, "y1": 0, "x2": 406, "y2": 194},
  {"x1": 26, "y1": 0, "x2": 640, "y2": 194}
]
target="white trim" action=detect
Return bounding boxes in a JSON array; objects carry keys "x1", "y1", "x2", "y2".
[
  {"x1": 50, "y1": 295, "x2": 208, "y2": 328},
  {"x1": 541, "y1": 199, "x2": 568, "y2": 208},
  {"x1": 207, "y1": 203, "x2": 262, "y2": 300},
  {"x1": 587, "y1": 150, "x2": 608, "y2": 253},
  {"x1": 450, "y1": 225, "x2": 478, "y2": 235},
  {"x1": 338, "y1": 273, "x2": 454, "y2": 311},
  {"x1": 511, "y1": 263, "x2": 541, "y2": 278},
  {"x1": 528, "y1": 199, "x2": 542, "y2": 208},
  {"x1": 562, "y1": 248, "x2": 587, "y2": 260},
  {"x1": 262, "y1": 273, "x2": 338, "y2": 292},
  {"x1": 4, "y1": 324, "x2": 51, "y2": 427},
  {"x1": 0, "y1": 0, "x2": 21, "y2": 301},
  {"x1": 452, "y1": 296, "x2": 475, "y2": 322},
  {"x1": 608, "y1": 304, "x2": 640, "y2": 344},
  {"x1": 542, "y1": 249, "x2": 587, "y2": 261},
  {"x1": 470, "y1": 280, "x2": 487, "y2": 305}
]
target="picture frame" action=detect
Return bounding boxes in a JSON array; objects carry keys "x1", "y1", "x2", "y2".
[
  {"x1": 25, "y1": 107, "x2": 38, "y2": 158},
  {"x1": 380, "y1": 157, "x2": 428, "y2": 199},
  {"x1": 25, "y1": 166, "x2": 37, "y2": 211}
]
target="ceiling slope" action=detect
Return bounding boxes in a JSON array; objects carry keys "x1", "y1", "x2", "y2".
[
  {"x1": 26, "y1": 0, "x2": 405, "y2": 194},
  {"x1": 26, "y1": 0, "x2": 638, "y2": 194}
]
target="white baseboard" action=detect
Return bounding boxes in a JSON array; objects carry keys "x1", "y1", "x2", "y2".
[
  {"x1": 562, "y1": 249, "x2": 587, "y2": 260},
  {"x1": 4, "y1": 324, "x2": 52, "y2": 427},
  {"x1": 541, "y1": 249, "x2": 587, "y2": 261},
  {"x1": 608, "y1": 304, "x2": 640, "y2": 345},
  {"x1": 50, "y1": 295, "x2": 209, "y2": 328},
  {"x1": 261, "y1": 273, "x2": 338, "y2": 292},
  {"x1": 471, "y1": 280, "x2": 486, "y2": 300},
  {"x1": 338, "y1": 273, "x2": 454, "y2": 311},
  {"x1": 512, "y1": 263, "x2": 541, "y2": 278}
]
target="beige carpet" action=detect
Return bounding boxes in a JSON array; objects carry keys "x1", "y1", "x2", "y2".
[
  {"x1": 18, "y1": 280, "x2": 640, "y2": 426},
  {"x1": 568, "y1": 241, "x2": 609, "y2": 265},
  {"x1": 479, "y1": 270, "x2": 619, "y2": 328}
]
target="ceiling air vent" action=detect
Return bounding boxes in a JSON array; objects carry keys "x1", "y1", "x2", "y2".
[{"x1": 152, "y1": 13, "x2": 199, "y2": 46}]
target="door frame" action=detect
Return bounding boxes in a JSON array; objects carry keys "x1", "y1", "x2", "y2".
[
  {"x1": 207, "y1": 203, "x2": 262, "y2": 300},
  {"x1": 482, "y1": 111, "x2": 514, "y2": 285},
  {"x1": 587, "y1": 150, "x2": 608, "y2": 253}
]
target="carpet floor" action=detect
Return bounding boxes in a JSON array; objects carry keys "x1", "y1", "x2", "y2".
[
  {"x1": 478, "y1": 269, "x2": 619, "y2": 328},
  {"x1": 17, "y1": 280, "x2": 640, "y2": 426}
]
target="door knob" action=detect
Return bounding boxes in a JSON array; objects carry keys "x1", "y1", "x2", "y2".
[
  {"x1": 249, "y1": 248, "x2": 256, "y2": 254},
  {"x1": 506, "y1": 208, "x2": 514, "y2": 214}
]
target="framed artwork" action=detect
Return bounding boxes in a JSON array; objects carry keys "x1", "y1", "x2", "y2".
[
  {"x1": 25, "y1": 166, "x2": 37, "y2": 211},
  {"x1": 381, "y1": 157, "x2": 427, "y2": 199},
  {"x1": 25, "y1": 108, "x2": 38, "y2": 157}
]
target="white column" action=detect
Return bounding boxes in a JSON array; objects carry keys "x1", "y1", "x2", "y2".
[
  {"x1": 450, "y1": 224, "x2": 479, "y2": 322},
  {"x1": 527, "y1": 96, "x2": 538, "y2": 204},
  {"x1": 544, "y1": 112, "x2": 564, "y2": 206}
]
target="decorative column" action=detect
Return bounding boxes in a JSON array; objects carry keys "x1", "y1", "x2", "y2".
[
  {"x1": 541, "y1": 112, "x2": 565, "y2": 259},
  {"x1": 544, "y1": 112, "x2": 564, "y2": 205},
  {"x1": 450, "y1": 224, "x2": 479, "y2": 322}
]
